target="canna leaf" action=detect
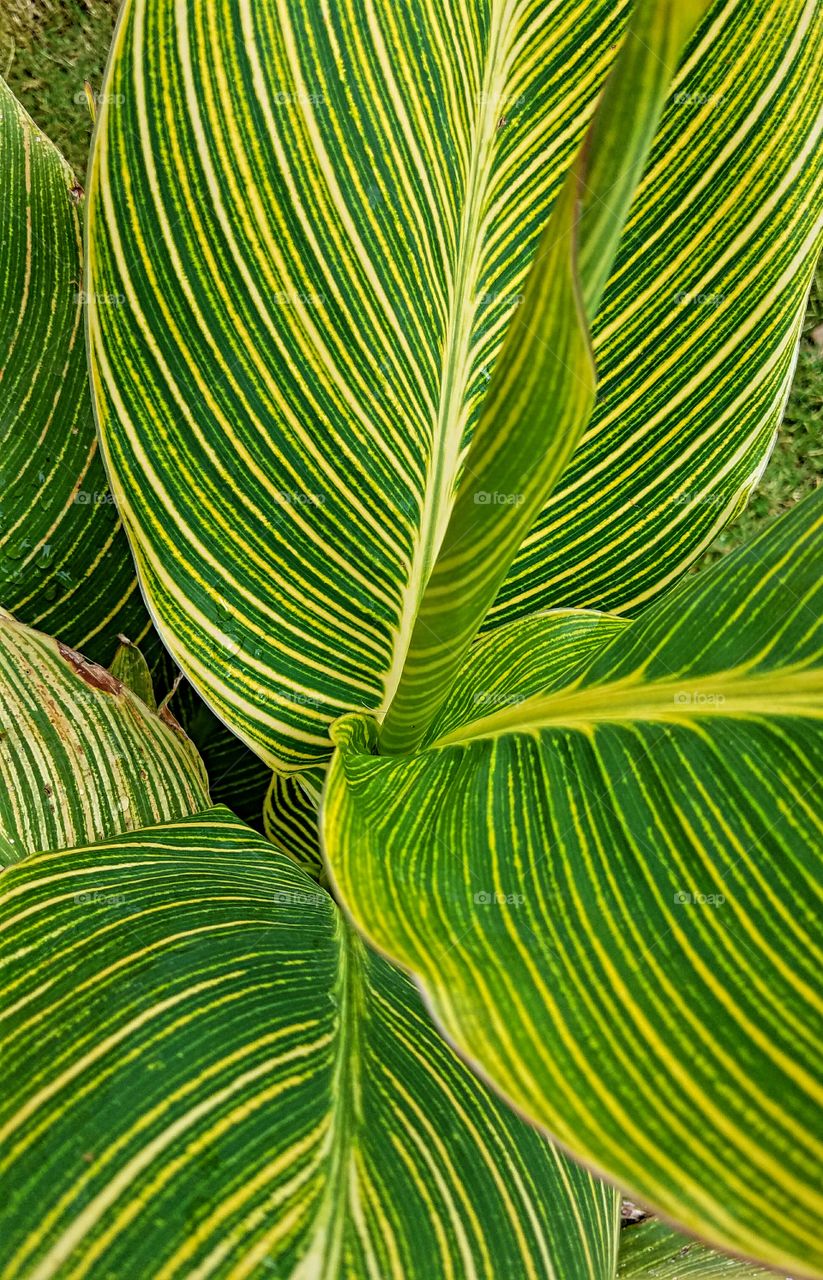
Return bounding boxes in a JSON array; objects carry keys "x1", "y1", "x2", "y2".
[
  {"x1": 380, "y1": 0, "x2": 709, "y2": 752},
  {"x1": 616, "y1": 1218, "x2": 774, "y2": 1279},
  {"x1": 87, "y1": 0, "x2": 820, "y2": 767},
  {"x1": 0, "y1": 614, "x2": 208, "y2": 864},
  {"x1": 324, "y1": 489, "x2": 823, "y2": 1275},
  {"x1": 0, "y1": 76, "x2": 149, "y2": 662},
  {"x1": 0, "y1": 807, "x2": 620, "y2": 1279},
  {"x1": 493, "y1": 0, "x2": 823, "y2": 627}
]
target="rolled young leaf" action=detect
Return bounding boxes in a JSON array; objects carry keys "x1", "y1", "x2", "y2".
[
  {"x1": 379, "y1": 0, "x2": 710, "y2": 754},
  {"x1": 0, "y1": 807, "x2": 620, "y2": 1279},
  {"x1": 0, "y1": 614, "x2": 208, "y2": 864},
  {"x1": 324, "y1": 488, "x2": 823, "y2": 1274},
  {"x1": 0, "y1": 76, "x2": 149, "y2": 662}
]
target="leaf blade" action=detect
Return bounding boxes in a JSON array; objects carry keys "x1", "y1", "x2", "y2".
[
  {"x1": 0, "y1": 615, "x2": 209, "y2": 863},
  {"x1": 0, "y1": 807, "x2": 620, "y2": 1279},
  {"x1": 325, "y1": 491, "x2": 823, "y2": 1274},
  {"x1": 0, "y1": 76, "x2": 149, "y2": 660}
]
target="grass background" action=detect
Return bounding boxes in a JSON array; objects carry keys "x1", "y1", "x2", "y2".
[{"x1": 2, "y1": 0, "x2": 820, "y2": 569}]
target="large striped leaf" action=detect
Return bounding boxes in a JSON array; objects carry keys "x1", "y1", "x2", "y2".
[
  {"x1": 0, "y1": 614, "x2": 208, "y2": 864},
  {"x1": 324, "y1": 488, "x2": 823, "y2": 1275},
  {"x1": 0, "y1": 76, "x2": 149, "y2": 662},
  {"x1": 87, "y1": 0, "x2": 820, "y2": 768},
  {"x1": 379, "y1": 0, "x2": 712, "y2": 753},
  {"x1": 0, "y1": 807, "x2": 620, "y2": 1278}
]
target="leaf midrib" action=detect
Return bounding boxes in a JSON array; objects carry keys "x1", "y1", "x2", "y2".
[
  {"x1": 433, "y1": 666, "x2": 823, "y2": 747},
  {"x1": 379, "y1": 0, "x2": 520, "y2": 717},
  {"x1": 291, "y1": 912, "x2": 365, "y2": 1277}
]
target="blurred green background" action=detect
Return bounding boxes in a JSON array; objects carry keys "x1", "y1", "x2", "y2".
[{"x1": 2, "y1": 0, "x2": 820, "y2": 571}]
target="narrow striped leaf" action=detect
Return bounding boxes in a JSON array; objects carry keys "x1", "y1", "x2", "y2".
[
  {"x1": 0, "y1": 614, "x2": 208, "y2": 864},
  {"x1": 380, "y1": 0, "x2": 708, "y2": 752},
  {"x1": 87, "y1": 0, "x2": 820, "y2": 767},
  {"x1": 0, "y1": 807, "x2": 620, "y2": 1279},
  {"x1": 324, "y1": 489, "x2": 823, "y2": 1275},
  {"x1": 617, "y1": 1219, "x2": 774, "y2": 1279},
  {"x1": 0, "y1": 76, "x2": 149, "y2": 661},
  {"x1": 109, "y1": 639, "x2": 271, "y2": 826},
  {"x1": 263, "y1": 770, "x2": 325, "y2": 879}
]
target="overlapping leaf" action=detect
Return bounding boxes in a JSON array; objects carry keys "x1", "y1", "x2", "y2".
[
  {"x1": 0, "y1": 76, "x2": 148, "y2": 662},
  {"x1": 492, "y1": 0, "x2": 823, "y2": 624},
  {"x1": 379, "y1": 0, "x2": 711, "y2": 751},
  {"x1": 616, "y1": 1219, "x2": 773, "y2": 1279},
  {"x1": 0, "y1": 807, "x2": 620, "y2": 1279},
  {"x1": 87, "y1": 0, "x2": 820, "y2": 769},
  {"x1": 0, "y1": 614, "x2": 208, "y2": 863},
  {"x1": 325, "y1": 490, "x2": 823, "y2": 1275}
]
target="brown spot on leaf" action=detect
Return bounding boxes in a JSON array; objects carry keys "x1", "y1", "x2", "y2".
[
  {"x1": 158, "y1": 705, "x2": 184, "y2": 733},
  {"x1": 57, "y1": 643, "x2": 123, "y2": 696}
]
